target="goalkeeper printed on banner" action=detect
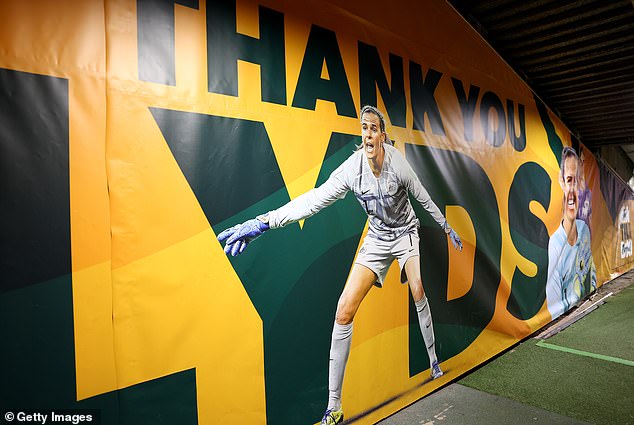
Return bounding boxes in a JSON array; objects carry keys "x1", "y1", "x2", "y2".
[{"x1": 217, "y1": 105, "x2": 463, "y2": 425}]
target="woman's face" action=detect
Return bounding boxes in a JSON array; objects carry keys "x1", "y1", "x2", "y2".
[
  {"x1": 361, "y1": 112, "x2": 385, "y2": 161},
  {"x1": 561, "y1": 155, "x2": 579, "y2": 223}
]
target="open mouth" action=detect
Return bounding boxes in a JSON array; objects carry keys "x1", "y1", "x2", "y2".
[
  {"x1": 365, "y1": 140, "x2": 375, "y2": 153},
  {"x1": 566, "y1": 193, "x2": 577, "y2": 210}
]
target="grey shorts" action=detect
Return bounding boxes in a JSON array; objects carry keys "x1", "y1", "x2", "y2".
[{"x1": 355, "y1": 231, "x2": 420, "y2": 287}]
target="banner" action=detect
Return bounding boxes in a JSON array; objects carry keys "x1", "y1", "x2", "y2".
[{"x1": 1, "y1": 0, "x2": 632, "y2": 424}]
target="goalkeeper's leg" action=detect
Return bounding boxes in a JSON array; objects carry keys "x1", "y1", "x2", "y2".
[
  {"x1": 324, "y1": 264, "x2": 376, "y2": 423},
  {"x1": 327, "y1": 322, "x2": 352, "y2": 413},
  {"x1": 404, "y1": 257, "x2": 443, "y2": 379}
]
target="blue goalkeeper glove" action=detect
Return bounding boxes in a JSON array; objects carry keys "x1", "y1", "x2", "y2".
[
  {"x1": 217, "y1": 218, "x2": 270, "y2": 256},
  {"x1": 216, "y1": 223, "x2": 247, "y2": 256},
  {"x1": 448, "y1": 228, "x2": 462, "y2": 251}
]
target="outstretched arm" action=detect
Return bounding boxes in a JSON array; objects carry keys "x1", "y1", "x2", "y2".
[
  {"x1": 266, "y1": 165, "x2": 349, "y2": 229},
  {"x1": 217, "y1": 160, "x2": 351, "y2": 256},
  {"x1": 401, "y1": 156, "x2": 462, "y2": 251}
]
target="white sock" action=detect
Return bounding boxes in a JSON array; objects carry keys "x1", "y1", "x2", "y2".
[
  {"x1": 415, "y1": 295, "x2": 438, "y2": 367},
  {"x1": 327, "y1": 322, "x2": 352, "y2": 411}
]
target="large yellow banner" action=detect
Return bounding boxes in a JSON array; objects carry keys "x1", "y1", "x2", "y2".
[{"x1": 1, "y1": 0, "x2": 632, "y2": 424}]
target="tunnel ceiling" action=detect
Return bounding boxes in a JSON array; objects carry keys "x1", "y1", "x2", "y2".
[{"x1": 447, "y1": 0, "x2": 634, "y2": 162}]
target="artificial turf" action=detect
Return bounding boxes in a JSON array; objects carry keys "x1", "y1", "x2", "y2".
[
  {"x1": 548, "y1": 285, "x2": 634, "y2": 362},
  {"x1": 460, "y1": 285, "x2": 634, "y2": 425}
]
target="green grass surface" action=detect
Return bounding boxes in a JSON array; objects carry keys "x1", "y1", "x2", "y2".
[
  {"x1": 460, "y1": 286, "x2": 634, "y2": 425},
  {"x1": 548, "y1": 285, "x2": 634, "y2": 361}
]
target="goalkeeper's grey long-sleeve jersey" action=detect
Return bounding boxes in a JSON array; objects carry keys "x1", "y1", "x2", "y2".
[{"x1": 266, "y1": 143, "x2": 448, "y2": 241}]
